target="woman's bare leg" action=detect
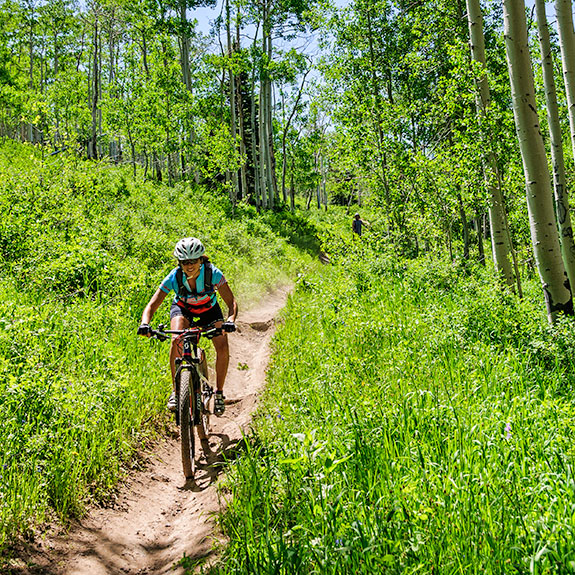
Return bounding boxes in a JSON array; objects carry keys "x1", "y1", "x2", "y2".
[{"x1": 212, "y1": 333, "x2": 229, "y2": 393}]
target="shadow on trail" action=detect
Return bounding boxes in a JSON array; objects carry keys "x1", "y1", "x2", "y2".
[
  {"x1": 179, "y1": 433, "x2": 248, "y2": 492},
  {"x1": 5, "y1": 525, "x2": 147, "y2": 575}
]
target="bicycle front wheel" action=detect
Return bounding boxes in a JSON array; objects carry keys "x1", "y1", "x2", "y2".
[{"x1": 179, "y1": 369, "x2": 196, "y2": 479}]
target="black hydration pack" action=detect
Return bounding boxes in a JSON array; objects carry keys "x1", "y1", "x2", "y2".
[{"x1": 175, "y1": 263, "x2": 216, "y2": 314}]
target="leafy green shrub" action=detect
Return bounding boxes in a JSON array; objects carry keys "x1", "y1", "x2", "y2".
[
  {"x1": 0, "y1": 141, "x2": 315, "y2": 553},
  {"x1": 213, "y1": 244, "x2": 575, "y2": 574}
]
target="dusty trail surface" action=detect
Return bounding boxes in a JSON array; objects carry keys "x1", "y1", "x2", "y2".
[{"x1": 24, "y1": 287, "x2": 289, "y2": 575}]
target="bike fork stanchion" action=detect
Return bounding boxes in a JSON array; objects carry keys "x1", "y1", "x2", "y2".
[{"x1": 174, "y1": 362, "x2": 183, "y2": 427}]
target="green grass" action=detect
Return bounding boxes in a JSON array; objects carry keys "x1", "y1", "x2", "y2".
[
  {"x1": 0, "y1": 141, "x2": 316, "y2": 552},
  {"x1": 5, "y1": 138, "x2": 575, "y2": 573},
  {"x1": 213, "y1": 239, "x2": 575, "y2": 574}
]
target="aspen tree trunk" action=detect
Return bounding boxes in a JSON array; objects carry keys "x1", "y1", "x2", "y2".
[
  {"x1": 281, "y1": 91, "x2": 288, "y2": 204},
  {"x1": 263, "y1": 25, "x2": 275, "y2": 208},
  {"x1": 458, "y1": 192, "x2": 470, "y2": 261},
  {"x1": 266, "y1": 31, "x2": 278, "y2": 206},
  {"x1": 258, "y1": 5, "x2": 269, "y2": 208},
  {"x1": 235, "y1": 7, "x2": 248, "y2": 200},
  {"x1": 537, "y1": 0, "x2": 575, "y2": 291},
  {"x1": 290, "y1": 153, "x2": 295, "y2": 211},
  {"x1": 179, "y1": 2, "x2": 192, "y2": 180},
  {"x1": 321, "y1": 154, "x2": 328, "y2": 211},
  {"x1": 141, "y1": 32, "x2": 150, "y2": 77},
  {"x1": 54, "y1": 29, "x2": 60, "y2": 147},
  {"x1": 556, "y1": 0, "x2": 575, "y2": 157},
  {"x1": 98, "y1": 22, "x2": 103, "y2": 159},
  {"x1": 179, "y1": 2, "x2": 191, "y2": 92},
  {"x1": 466, "y1": 0, "x2": 516, "y2": 288},
  {"x1": 162, "y1": 41, "x2": 174, "y2": 186},
  {"x1": 503, "y1": 0, "x2": 573, "y2": 322},
  {"x1": 108, "y1": 17, "x2": 119, "y2": 162},
  {"x1": 89, "y1": 15, "x2": 99, "y2": 159},
  {"x1": 236, "y1": 71, "x2": 249, "y2": 200},
  {"x1": 259, "y1": 3, "x2": 278, "y2": 210},
  {"x1": 251, "y1": 82, "x2": 261, "y2": 208},
  {"x1": 27, "y1": 1, "x2": 34, "y2": 143},
  {"x1": 476, "y1": 215, "x2": 485, "y2": 265},
  {"x1": 250, "y1": 32, "x2": 261, "y2": 209},
  {"x1": 226, "y1": 0, "x2": 239, "y2": 206},
  {"x1": 315, "y1": 153, "x2": 321, "y2": 209},
  {"x1": 258, "y1": 87, "x2": 268, "y2": 208},
  {"x1": 127, "y1": 123, "x2": 136, "y2": 177}
]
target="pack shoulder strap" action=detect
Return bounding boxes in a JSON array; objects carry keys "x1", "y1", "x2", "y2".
[{"x1": 175, "y1": 263, "x2": 214, "y2": 298}]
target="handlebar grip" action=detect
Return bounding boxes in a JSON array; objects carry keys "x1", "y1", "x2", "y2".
[
  {"x1": 222, "y1": 322, "x2": 236, "y2": 333},
  {"x1": 137, "y1": 324, "x2": 151, "y2": 336}
]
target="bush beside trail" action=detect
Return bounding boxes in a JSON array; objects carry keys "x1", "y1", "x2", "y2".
[
  {"x1": 214, "y1": 234, "x2": 575, "y2": 574},
  {"x1": 0, "y1": 142, "x2": 315, "y2": 553}
]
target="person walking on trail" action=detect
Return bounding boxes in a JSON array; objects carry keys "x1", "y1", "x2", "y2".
[
  {"x1": 137, "y1": 237, "x2": 238, "y2": 416},
  {"x1": 352, "y1": 213, "x2": 369, "y2": 236}
]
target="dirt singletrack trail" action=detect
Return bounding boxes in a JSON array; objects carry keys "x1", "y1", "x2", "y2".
[{"x1": 29, "y1": 286, "x2": 290, "y2": 575}]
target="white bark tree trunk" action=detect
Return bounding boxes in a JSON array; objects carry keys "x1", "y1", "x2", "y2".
[
  {"x1": 556, "y1": 0, "x2": 575, "y2": 157},
  {"x1": 264, "y1": 28, "x2": 276, "y2": 207},
  {"x1": 179, "y1": 2, "x2": 191, "y2": 92},
  {"x1": 503, "y1": 0, "x2": 573, "y2": 322},
  {"x1": 236, "y1": 7, "x2": 248, "y2": 201},
  {"x1": 537, "y1": 0, "x2": 575, "y2": 292},
  {"x1": 226, "y1": 0, "x2": 239, "y2": 206},
  {"x1": 258, "y1": 86, "x2": 268, "y2": 209},
  {"x1": 89, "y1": 14, "x2": 99, "y2": 159},
  {"x1": 466, "y1": 0, "x2": 516, "y2": 289}
]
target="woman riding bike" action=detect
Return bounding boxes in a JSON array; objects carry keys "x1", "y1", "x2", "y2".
[{"x1": 137, "y1": 237, "x2": 238, "y2": 415}]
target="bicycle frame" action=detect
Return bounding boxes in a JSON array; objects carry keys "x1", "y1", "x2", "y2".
[
  {"x1": 148, "y1": 321, "x2": 232, "y2": 479},
  {"x1": 173, "y1": 329, "x2": 205, "y2": 427}
]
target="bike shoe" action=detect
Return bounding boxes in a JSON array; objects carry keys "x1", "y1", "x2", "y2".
[
  {"x1": 214, "y1": 391, "x2": 225, "y2": 416},
  {"x1": 167, "y1": 391, "x2": 177, "y2": 412}
]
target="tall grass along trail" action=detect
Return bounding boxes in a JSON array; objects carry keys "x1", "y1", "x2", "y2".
[{"x1": 16, "y1": 287, "x2": 290, "y2": 575}]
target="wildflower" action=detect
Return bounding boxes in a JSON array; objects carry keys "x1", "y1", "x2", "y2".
[
  {"x1": 505, "y1": 422, "x2": 512, "y2": 440},
  {"x1": 335, "y1": 539, "x2": 343, "y2": 547}
]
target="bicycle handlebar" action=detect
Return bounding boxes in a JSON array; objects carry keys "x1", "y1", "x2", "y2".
[{"x1": 149, "y1": 321, "x2": 236, "y2": 342}]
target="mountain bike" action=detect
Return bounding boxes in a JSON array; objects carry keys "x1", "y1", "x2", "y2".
[{"x1": 150, "y1": 322, "x2": 235, "y2": 479}]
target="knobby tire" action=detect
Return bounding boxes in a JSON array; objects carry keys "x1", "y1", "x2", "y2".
[{"x1": 179, "y1": 369, "x2": 196, "y2": 479}]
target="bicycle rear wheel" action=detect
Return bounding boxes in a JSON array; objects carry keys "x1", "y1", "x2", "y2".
[{"x1": 179, "y1": 370, "x2": 196, "y2": 479}]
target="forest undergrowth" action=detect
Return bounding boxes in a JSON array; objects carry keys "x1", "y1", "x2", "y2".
[
  {"x1": 211, "y1": 230, "x2": 575, "y2": 574},
  {"x1": 0, "y1": 141, "x2": 315, "y2": 555},
  {"x1": 4, "y1": 139, "x2": 575, "y2": 574}
]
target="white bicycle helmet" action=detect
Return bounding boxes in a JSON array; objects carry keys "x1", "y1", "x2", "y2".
[{"x1": 173, "y1": 237, "x2": 205, "y2": 260}]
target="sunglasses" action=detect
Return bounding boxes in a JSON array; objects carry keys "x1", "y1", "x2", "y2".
[{"x1": 179, "y1": 258, "x2": 201, "y2": 266}]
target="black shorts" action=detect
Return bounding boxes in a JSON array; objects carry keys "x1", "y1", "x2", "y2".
[{"x1": 170, "y1": 301, "x2": 224, "y2": 327}]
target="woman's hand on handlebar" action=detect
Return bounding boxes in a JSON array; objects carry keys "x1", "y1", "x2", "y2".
[
  {"x1": 212, "y1": 319, "x2": 236, "y2": 333},
  {"x1": 137, "y1": 323, "x2": 152, "y2": 337},
  {"x1": 222, "y1": 321, "x2": 236, "y2": 332}
]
